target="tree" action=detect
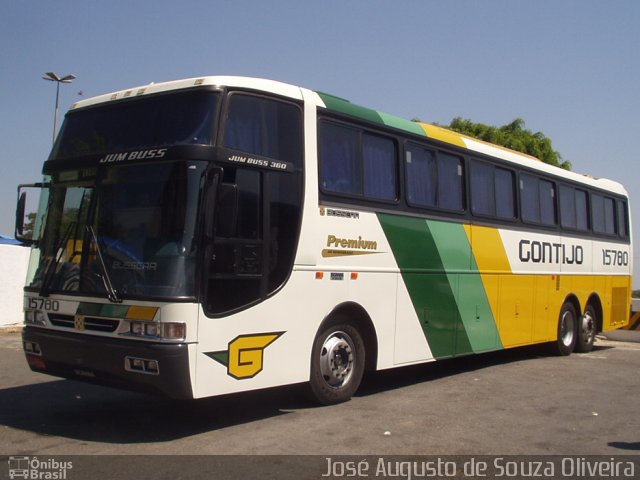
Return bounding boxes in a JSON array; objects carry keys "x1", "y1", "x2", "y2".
[{"x1": 443, "y1": 117, "x2": 571, "y2": 170}]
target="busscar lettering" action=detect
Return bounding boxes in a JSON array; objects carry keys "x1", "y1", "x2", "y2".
[
  {"x1": 112, "y1": 261, "x2": 157, "y2": 271},
  {"x1": 99, "y1": 148, "x2": 167, "y2": 163},
  {"x1": 518, "y1": 239, "x2": 583, "y2": 265}
]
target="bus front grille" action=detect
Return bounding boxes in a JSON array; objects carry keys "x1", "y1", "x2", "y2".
[{"x1": 49, "y1": 314, "x2": 120, "y2": 333}]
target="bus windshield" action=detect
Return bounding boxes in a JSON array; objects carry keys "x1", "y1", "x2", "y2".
[
  {"x1": 51, "y1": 90, "x2": 220, "y2": 159},
  {"x1": 27, "y1": 161, "x2": 207, "y2": 300}
]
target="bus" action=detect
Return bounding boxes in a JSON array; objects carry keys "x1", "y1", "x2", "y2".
[{"x1": 16, "y1": 76, "x2": 632, "y2": 405}]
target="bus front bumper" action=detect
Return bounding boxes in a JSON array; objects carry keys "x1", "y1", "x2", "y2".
[{"x1": 22, "y1": 326, "x2": 194, "y2": 399}]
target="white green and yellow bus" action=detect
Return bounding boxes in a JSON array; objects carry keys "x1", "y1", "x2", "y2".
[{"x1": 16, "y1": 76, "x2": 632, "y2": 404}]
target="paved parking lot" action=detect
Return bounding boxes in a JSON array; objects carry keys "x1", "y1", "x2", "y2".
[{"x1": 1, "y1": 330, "x2": 639, "y2": 459}]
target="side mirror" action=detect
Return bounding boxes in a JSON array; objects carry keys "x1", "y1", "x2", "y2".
[
  {"x1": 15, "y1": 192, "x2": 27, "y2": 238},
  {"x1": 15, "y1": 183, "x2": 46, "y2": 245}
]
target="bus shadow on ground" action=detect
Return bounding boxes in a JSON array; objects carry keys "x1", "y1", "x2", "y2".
[
  {"x1": 0, "y1": 343, "x2": 614, "y2": 444},
  {"x1": 356, "y1": 342, "x2": 614, "y2": 397},
  {"x1": 0, "y1": 379, "x2": 306, "y2": 444}
]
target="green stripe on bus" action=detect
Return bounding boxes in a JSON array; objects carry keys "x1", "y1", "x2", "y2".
[
  {"x1": 378, "y1": 112, "x2": 427, "y2": 137},
  {"x1": 378, "y1": 214, "x2": 502, "y2": 358},
  {"x1": 318, "y1": 92, "x2": 385, "y2": 125},
  {"x1": 428, "y1": 221, "x2": 502, "y2": 353},
  {"x1": 318, "y1": 92, "x2": 428, "y2": 137}
]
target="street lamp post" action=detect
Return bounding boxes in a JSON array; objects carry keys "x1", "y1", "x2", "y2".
[{"x1": 42, "y1": 72, "x2": 76, "y2": 144}]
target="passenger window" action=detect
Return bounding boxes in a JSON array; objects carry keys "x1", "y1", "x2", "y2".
[
  {"x1": 319, "y1": 122, "x2": 360, "y2": 195},
  {"x1": 438, "y1": 152, "x2": 464, "y2": 211},
  {"x1": 224, "y1": 94, "x2": 303, "y2": 165},
  {"x1": 560, "y1": 185, "x2": 576, "y2": 229},
  {"x1": 592, "y1": 194, "x2": 605, "y2": 233},
  {"x1": 539, "y1": 180, "x2": 556, "y2": 226},
  {"x1": 520, "y1": 174, "x2": 540, "y2": 223},
  {"x1": 405, "y1": 145, "x2": 437, "y2": 207},
  {"x1": 617, "y1": 200, "x2": 629, "y2": 237},
  {"x1": 521, "y1": 174, "x2": 557, "y2": 226},
  {"x1": 470, "y1": 161, "x2": 494, "y2": 216},
  {"x1": 319, "y1": 120, "x2": 397, "y2": 201},
  {"x1": 495, "y1": 167, "x2": 516, "y2": 219},
  {"x1": 575, "y1": 189, "x2": 589, "y2": 231},
  {"x1": 363, "y1": 133, "x2": 397, "y2": 201}
]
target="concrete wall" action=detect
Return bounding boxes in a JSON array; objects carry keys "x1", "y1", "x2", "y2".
[{"x1": 0, "y1": 244, "x2": 30, "y2": 326}]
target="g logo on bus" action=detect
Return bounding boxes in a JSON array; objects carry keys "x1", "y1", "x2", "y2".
[
  {"x1": 205, "y1": 332, "x2": 284, "y2": 380},
  {"x1": 74, "y1": 315, "x2": 86, "y2": 331}
]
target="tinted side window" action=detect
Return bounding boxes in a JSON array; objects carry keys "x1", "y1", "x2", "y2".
[
  {"x1": 319, "y1": 120, "x2": 397, "y2": 202},
  {"x1": 575, "y1": 189, "x2": 589, "y2": 231},
  {"x1": 560, "y1": 185, "x2": 589, "y2": 232},
  {"x1": 521, "y1": 174, "x2": 540, "y2": 223},
  {"x1": 319, "y1": 122, "x2": 360, "y2": 195},
  {"x1": 470, "y1": 161, "x2": 515, "y2": 219},
  {"x1": 539, "y1": 179, "x2": 556, "y2": 226},
  {"x1": 363, "y1": 133, "x2": 397, "y2": 201},
  {"x1": 470, "y1": 160, "x2": 494, "y2": 216},
  {"x1": 559, "y1": 185, "x2": 576, "y2": 229},
  {"x1": 521, "y1": 174, "x2": 556, "y2": 226},
  {"x1": 592, "y1": 194, "x2": 605, "y2": 233},
  {"x1": 495, "y1": 168, "x2": 516, "y2": 220},
  {"x1": 438, "y1": 152, "x2": 464, "y2": 211},
  {"x1": 224, "y1": 94, "x2": 302, "y2": 165},
  {"x1": 592, "y1": 193, "x2": 617, "y2": 235},
  {"x1": 617, "y1": 200, "x2": 629, "y2": 237},
  {"x1": 405, "y1": 145, "x2": 437, "y2": 207},
  {"x1": 604, "y1": 197, "x2": 616, "y2": 235}
]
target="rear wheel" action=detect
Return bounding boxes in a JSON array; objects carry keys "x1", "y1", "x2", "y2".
[
  {"x1": 551, "y1": 301, "x2": 578, "y2": 356},
  {"x1": 575, "y1": 304, "x2": 597, "y2": 353},
  {"x1": 309, "y1": 322, "x2": 365, "y2": 405}
]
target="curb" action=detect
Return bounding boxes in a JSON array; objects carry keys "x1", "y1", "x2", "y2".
[{"x1": 0, "y1": 324, "x2": 23, "y2": 335}]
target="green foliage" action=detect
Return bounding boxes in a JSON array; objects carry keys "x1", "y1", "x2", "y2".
[{"x1": 444, "y1": 117, "x2": 571, "y2": 170}]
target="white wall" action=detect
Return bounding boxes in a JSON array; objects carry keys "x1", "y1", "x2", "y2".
[{"x1": 0, "y1": 244, "x2": 30, "y2": 326}]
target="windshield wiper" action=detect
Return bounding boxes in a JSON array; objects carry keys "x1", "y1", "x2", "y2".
[
  {"x1": 87, "y1": 225, "x2": 122, "y2": 303},
  {"x1": 39, "y1": 222, "x2": 75, "y2": 297}
]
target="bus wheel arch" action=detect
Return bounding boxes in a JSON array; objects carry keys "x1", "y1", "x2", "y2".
[
  {"x1": 308, "y1": 302, "x2": 378, "y2": 404},
  {"x1": 575, "y1": 295, "x2": 602, "y2": 353}
]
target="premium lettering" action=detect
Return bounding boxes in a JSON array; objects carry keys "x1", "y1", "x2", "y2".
[{"x1": 326, "y1": 234, "x2": 377, "y2": 250}]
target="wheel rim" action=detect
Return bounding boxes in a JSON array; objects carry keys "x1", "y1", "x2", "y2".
[
  {"x1": 580, "y1": 310, "x2": 596, "y2": 345},
  {"x1": 560, "y1": 310, "x2": 575, "y2": 346},
  {"x1": 319, "y1": 331, "x2": 355, "y2": 389}
]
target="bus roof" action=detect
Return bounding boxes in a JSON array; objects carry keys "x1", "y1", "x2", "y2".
[{"x1": 69, "y1": 75, "x2": 627, "y2": 197}]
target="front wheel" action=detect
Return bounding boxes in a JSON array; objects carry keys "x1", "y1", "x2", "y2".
[
  {"x1": 551, "y1": 302, "x2": 578, "y2": 356},
  {"x1": 575, "y1": 304, "x2": 597, "y2": 353},
  {"x1": 309, "y1": 322, "x2": 365, "y2": 405}
]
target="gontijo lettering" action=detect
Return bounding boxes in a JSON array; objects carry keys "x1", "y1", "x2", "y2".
[{"x1": 518, "y1": 239, "x2": 584, "y2": 265}]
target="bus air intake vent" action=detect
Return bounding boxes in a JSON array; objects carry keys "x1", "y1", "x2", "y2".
[{"x1": 49, "y1": 314, "x2": 120, "y2": 333}]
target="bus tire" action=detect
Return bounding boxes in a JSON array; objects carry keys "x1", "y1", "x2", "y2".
[
  {"x1": 575, "y1": 304, "x2": 597, "y2": 353},
  {"x1": 309, "y1": 322, "x2": 365, "y2": 405},
  {"x1": 551, "y1": 301, "x2": 578, "y2": 356}
]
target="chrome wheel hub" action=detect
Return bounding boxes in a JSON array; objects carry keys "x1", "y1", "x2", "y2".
[{"x1": 319, "y1": 331, "x2": 355, "y2": 389}]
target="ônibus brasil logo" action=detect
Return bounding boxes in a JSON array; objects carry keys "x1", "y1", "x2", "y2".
[{"x1": 8, "y1": 456, "x2": 72, "y2": 479}]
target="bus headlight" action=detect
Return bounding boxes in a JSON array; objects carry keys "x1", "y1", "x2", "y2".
[
  {"x1": 128, "y1": 322, "x2": 186, "y2": 341},
  {"x1": 130, "y1": 322, "x2": 144, "y2": 336},
  {"x1": 25, "y1": 310, "x2": 46, "y2": 326},
  {"x1": 163, "y1": 323, "x2": 186, "y2": 340}
]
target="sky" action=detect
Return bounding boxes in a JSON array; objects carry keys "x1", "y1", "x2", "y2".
[{"x1": 1, "y1": 0, "x2": 639, "y2": 283}]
